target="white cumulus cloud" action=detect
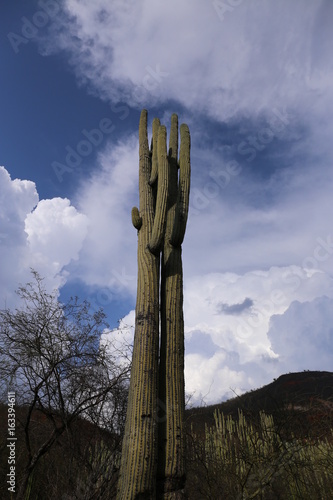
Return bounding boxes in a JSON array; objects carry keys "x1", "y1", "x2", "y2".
[
  {"x1": 25, "y1": 0, "x2": 333, "y2": 403},
  {"x1": 182, "y1": 266, "x2": 333, "y2": 404},
  {"x1": 68, "y1": 136, "x2": 139, "y2": 295},
  {"x1": 268, "y1": 296, "x2": 333, "y2": 371},
  {"x1": 44, "y1": 0, "x2": 333, "y2": 123},
  {"x1": 25, "y1": 197, "x2": 89, "y2": 277},
  {"x1": 0, "y1": 166, "x2": 88, "y2": 307},
  {"x1": 101, "y1": 265, "x2": 333, "y2": 405}
]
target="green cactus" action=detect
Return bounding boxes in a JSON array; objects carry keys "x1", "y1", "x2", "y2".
[
  {"x1": 116, "y1": 110, "x2": 161, "y2": 500},
  {"x1": 157, "y1": 115, "x2": 190, "y2": 499},
  {"x1": 198, "y1": 409, "x2": 333, "y2": 499},
  {"x1": 117, "y1": 110, "x2": 191, "y2": 500}
]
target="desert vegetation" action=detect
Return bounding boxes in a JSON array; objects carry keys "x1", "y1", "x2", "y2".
[
  {"x1": 1, "y1": 368, "x2": 333, "y2": 498},
  {"x1": 1, "y1": 112, "x2": 333, "y2": 499},
  {"x1": 186, "y1": 407, "x2": 333, "y2": 499},
  {"x1": 0, "y1": 271, "x2": 129, "y2": 499}
]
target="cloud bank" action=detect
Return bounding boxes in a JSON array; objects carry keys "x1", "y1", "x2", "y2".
[
  {"x1": 69, "y1": 136, "x2": 139, "y2": 294},
  {"x1": 0, "y1": 166, "x2": 88, "y2": 306},
  {"x1": 42, "y1": 2, "x2": 327, "y2": 115},
  {"x1": 102, "y1": 266, "x2": 333, "y2": 405},
  {"x1": 3, "y1": 0, "x2": 333, "y2": 403}
]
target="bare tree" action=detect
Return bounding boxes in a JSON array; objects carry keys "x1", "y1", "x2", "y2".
[{"x1": 0, "y1": 271, "x2": 130, "y2": 499}]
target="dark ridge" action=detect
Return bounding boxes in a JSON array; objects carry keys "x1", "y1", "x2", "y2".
[{"x1": 186, "y1": 371, "x2": 333, "y2": 438}]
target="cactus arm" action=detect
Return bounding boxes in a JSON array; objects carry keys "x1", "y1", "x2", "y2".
[
  {"x1": 131, "y1": 206, "x2": 142, "y2": 230},
  {"x1": 148, "y1": 125, "x2": 169, "y2": 255},
  {"x1": 169, "y1": 113, "x2": 179, "y2": 161},
  {"x1": 139, "y1": 109, "x2": 149, "y2": 157},
  {"x1": 149, "y1": 118, "x2": 161, "y2": 185},
  {"x1": 170, "y1": 124, "x2": 191, "y2": 247}
]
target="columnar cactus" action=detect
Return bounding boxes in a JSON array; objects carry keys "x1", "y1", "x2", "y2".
[
  {"x1": 116, "y1": 110, "x2": 162, "y2": 500},
  {"x1": 157, "y1": 115, "x2": 190, "y2": 499},
  {"x1": 117, "y1": 110, "x2": 191, "y2": 499}
]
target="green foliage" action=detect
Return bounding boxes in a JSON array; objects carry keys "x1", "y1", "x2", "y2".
[{"x1": 187, "y1": 409, "x2": 333, "y2": 499}]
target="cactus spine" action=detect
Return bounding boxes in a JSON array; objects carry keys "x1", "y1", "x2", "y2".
[{"x1": 117, "y1": 110, "x2": 191, "y2": 499}]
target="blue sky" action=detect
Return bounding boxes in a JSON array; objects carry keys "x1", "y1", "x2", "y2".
[{"x1": 1, "y1": 0, "x2": 333, "y2": 404}]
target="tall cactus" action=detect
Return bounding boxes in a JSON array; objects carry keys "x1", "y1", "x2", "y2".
[
  {"x1": 116, "y1": 110, "x2": 162, "y2": 500},
  {"x1": 157, "y1": 115, "x2": 190, "y2": 499},
  {"x1": 117, "y1": 110, "x2": 191, "y2": 500}
]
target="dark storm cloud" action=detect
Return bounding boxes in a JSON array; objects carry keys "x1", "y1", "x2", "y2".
[{"x1": 218, "y1": 297, "x2": 253, "y2": 315}]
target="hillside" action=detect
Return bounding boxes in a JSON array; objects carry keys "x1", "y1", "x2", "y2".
[
  {"x1": 185, "y1": 371, "x2": 333, "y2": 499},
  {"x1": 2, "y1": 370, "x2": 333, "y2": 498},
  {"x1": 186, "y1": 370, "x2": 333, "y2": 438}
]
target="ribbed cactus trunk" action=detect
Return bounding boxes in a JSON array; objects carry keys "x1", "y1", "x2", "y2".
[
  {"x1": 117, "y1": 110, "x2": 190, "y2": 500},
  {"x1": 116, "y1": 111, "x2": 162, "y2": 500},
  {"x1": 157, "y1": 116, "x2": 190, "y2": 499}
]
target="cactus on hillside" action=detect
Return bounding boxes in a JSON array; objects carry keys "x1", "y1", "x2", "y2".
[
  {"x1": 199, "y1": 409, "x2": 333, "y2": 498},
  {"x1": 117, "y1": 110, "x2": 191, "y2": 500}
]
